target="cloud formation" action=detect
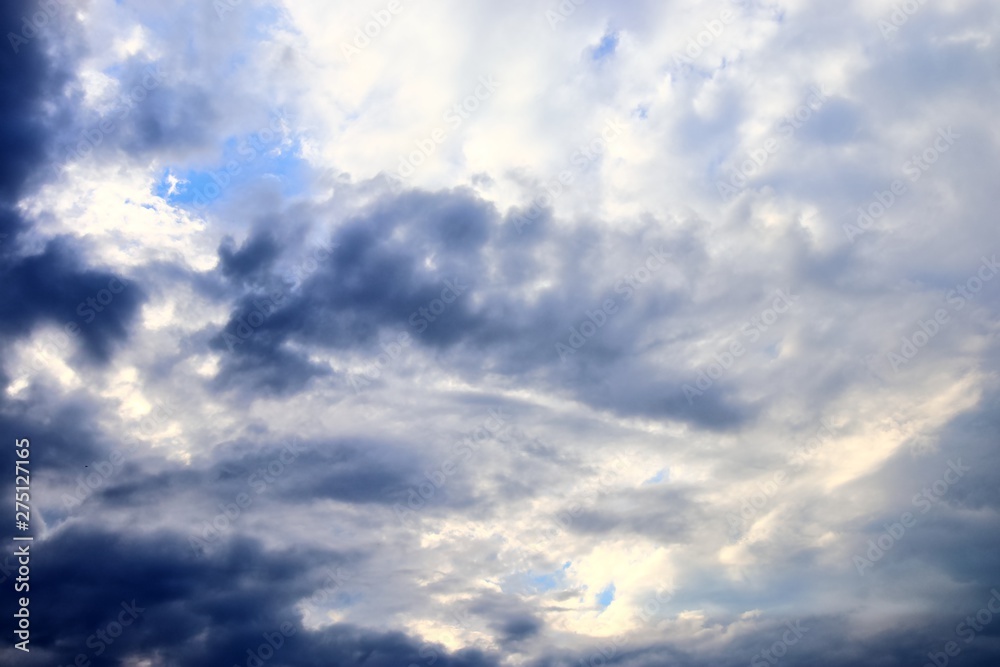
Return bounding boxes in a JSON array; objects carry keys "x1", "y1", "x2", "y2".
[{"x1": 2, "y1": 0, "x2": 1000, "y2": 665}]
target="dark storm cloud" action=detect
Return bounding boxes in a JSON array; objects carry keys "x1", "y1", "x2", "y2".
[
  {"x1": 0, "y1": 390, "x2": 113, "y2": 474},
  {"x1": 218, "y1": 231, "x2": 282, "y2": 281},
  {"x1": 202, "y1": 189, "x2": 496, "y2": 396},
  {"x1": 573, "y1": 372, "x2": 756, "y2": 431},
  {"x1": 0, "y1": 0, "x2": 67, "y2": 212},
  {"x1": 498, "y1": 614, "x2": 542, "y2": 641},
  {"x1": 0, "y1": 0, "x2": 146, "y2": 373},
  {"x1": 458, "y1": 592, "x2": 544, "y2": 648},
  {"x1": 0, "y1": 525, "x2": 501, "y2": 667},
  {"x1": 280, "y1": 188, "x2": 493, "y2": 349},
  {"x1": 277, "y1": 441, "x2": 421, "y2": 505},
  {"x1": 120, "y1": 73, "x2": 217, "y2": 154},
  {"x1": 203, "y1": 187, "x2": 753, "y2": 430},
  {"x1": 208, "y1": 328, "x2": 332, "y2": 396},
  {"x1": 24, "y1": 422, "x2": 490, "y2": 571},
  {"x1": 82, "y1": 434, "x2": 426, "y2": 511},
  {"x1": 0, "y1": 239, "x2": 146, "y2": 364}
]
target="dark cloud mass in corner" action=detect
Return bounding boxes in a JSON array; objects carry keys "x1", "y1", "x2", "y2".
[
  {"x1": 0, "y1": 0, "x2": 145, "y2": 374},
  {"x1": 2, "y1": 0, "x2": 1000, "y2": 665}
]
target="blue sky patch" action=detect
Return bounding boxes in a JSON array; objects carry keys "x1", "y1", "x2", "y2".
[
  {"x1": 155, "y1": 132, "x2": 306, "y2": 210},
  {"x1": 643, "y1": 468, "x2": 669, "y2": 485},
  {"x1": 591, "y1": 31, "x2": 619, "y2": 60},
  {"x1": 596, "y1": 583, "x2": 616, "y2": 610}
]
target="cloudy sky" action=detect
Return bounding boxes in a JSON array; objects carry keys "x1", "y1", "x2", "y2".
[{"x1": 2, "y1": 0, "x2": 1000, "y2": 665}]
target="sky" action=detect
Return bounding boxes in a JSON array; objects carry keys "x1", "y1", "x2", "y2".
[{"x1": 2, "y1": 0, "x2": 1000, "y2": 665}]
